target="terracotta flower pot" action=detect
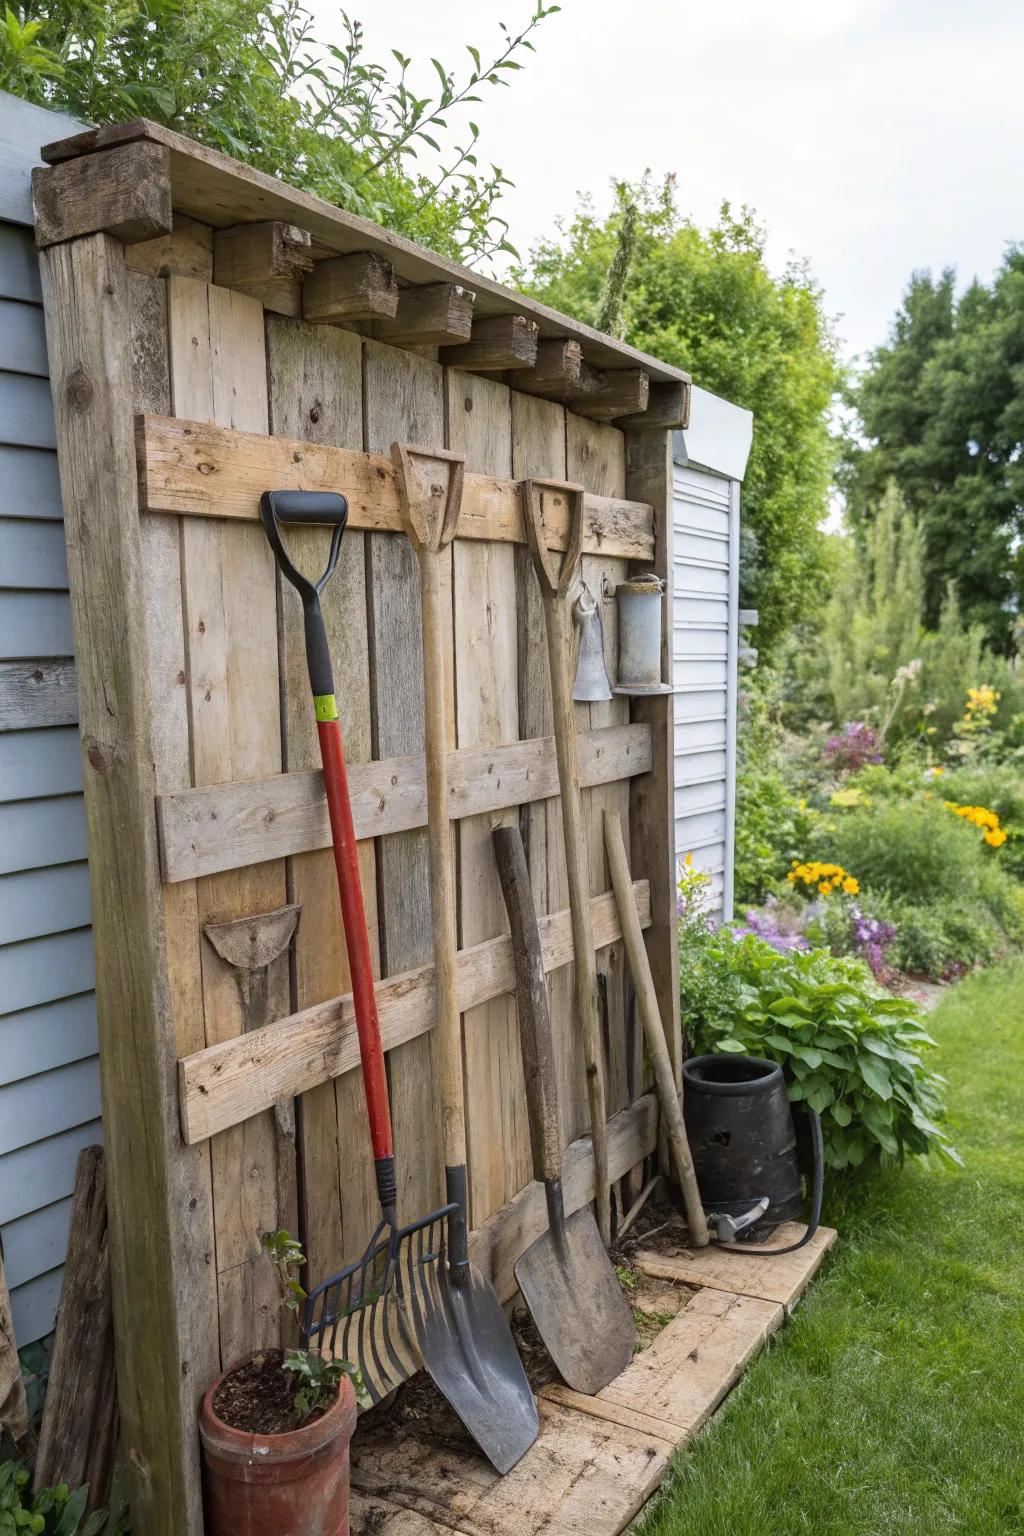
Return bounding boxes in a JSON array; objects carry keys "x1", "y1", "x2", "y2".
[{"x1": 200, "y1": 1362, "x2": 357, "y2": 1536}]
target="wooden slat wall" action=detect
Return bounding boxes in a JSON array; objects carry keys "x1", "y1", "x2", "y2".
[{"x1": 0, "y1": 104, "x2": 102, "y2": 1348}]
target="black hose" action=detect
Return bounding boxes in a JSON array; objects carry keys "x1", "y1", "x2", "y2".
[{"x1": 717, "y1": 1107, "x2": 824, "y2": 1257}]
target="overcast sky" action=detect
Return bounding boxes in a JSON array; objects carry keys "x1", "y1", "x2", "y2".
[{"x1": 306, "y1": 0, "x2": 1023, "y2": 368}]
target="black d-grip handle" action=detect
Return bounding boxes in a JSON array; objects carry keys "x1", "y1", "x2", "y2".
[{"x1": 260, "y1": 490, "x2": 349, "y2": 699}]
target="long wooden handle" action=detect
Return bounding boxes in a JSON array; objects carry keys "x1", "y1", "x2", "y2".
[
  {"x1": 603, "y1": 810, "x2": 710, "y2": 1247},
  {"x1": 492, "y1": 825, "x2": 562, "y2": 1185},
  {"x1": 544, "y1": 591, "x2": 611, "y2": 1246},
  {"x1": 418, "y1": 545, "x2": 465, "y2": 1174}
]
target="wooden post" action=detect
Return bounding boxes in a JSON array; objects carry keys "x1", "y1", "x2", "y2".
[
  {"x1": 623, "y1": 429, "x2": 682, "y2": 1107},
  {"x1": 39, "y1": 233, "x2": 212, "y2": 1535}
]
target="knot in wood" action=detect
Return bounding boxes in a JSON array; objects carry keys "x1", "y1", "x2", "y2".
[
  {"x1": 65, "y1": 367, "x2": 93, "y2": 413},
  {"x1": 83, "y1": 734, "x2": 115, "y2": 774}
]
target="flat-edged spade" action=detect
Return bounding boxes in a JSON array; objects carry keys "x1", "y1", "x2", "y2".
[
  {"x1": 260, "y1": 488, "x2": 534, "y2": 1474},
  {"x1": 493, "y1": 824, "x2": 634, "y2": 1395},
  {"x1": 391, "y1": 441, "x2": 539, "y2": 1475}
]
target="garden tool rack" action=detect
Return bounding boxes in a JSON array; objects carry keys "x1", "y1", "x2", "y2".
[{"x1": 35, "y1": 116, "x2": 689, "y2": 1535}]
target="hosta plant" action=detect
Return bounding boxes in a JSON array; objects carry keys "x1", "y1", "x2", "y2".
[{"x1": 682, "y1": 931, "x2": 960, "y2": 1171}]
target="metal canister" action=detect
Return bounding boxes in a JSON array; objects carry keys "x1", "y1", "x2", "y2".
[{"x1": 614, "y1": 573, "x2": 665, "y2": 692}]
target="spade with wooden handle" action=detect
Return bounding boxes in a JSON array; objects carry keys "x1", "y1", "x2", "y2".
[
  {"x1": 520, "y1": 477, "x2": 612, "y2": 1247},
  {"x1": 603, "y1": 811, "x2": 710, "y2": 1246},
  {"x1": 493, "y1": 823, "x2": 634, "y2": 1393}
]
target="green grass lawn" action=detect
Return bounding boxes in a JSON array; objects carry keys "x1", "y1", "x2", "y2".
[{"x1": 643, "y1": 957, "x2": 1024, "y2": 1536}]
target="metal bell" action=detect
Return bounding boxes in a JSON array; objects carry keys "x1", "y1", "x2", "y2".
[{"x1": 572, "y1": 582, "x2": 614, "y2": 702}]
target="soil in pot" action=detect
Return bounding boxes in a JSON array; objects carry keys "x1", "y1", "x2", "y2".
[{"x1": 212, "y1": 1349, "x2": 328, "y2": 1435}]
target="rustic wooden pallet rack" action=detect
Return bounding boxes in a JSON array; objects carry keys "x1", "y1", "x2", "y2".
[{"x1": 34, "y1": 119, "x2": 691, "y2": 1535}]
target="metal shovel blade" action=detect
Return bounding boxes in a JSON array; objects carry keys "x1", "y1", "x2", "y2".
[
  {"x1": 515, "y1": 1204, "x2": 634, "y2": 1396},
  {"x1": 413, "y1": 1253, "x2": 539, "y2": 1475}
]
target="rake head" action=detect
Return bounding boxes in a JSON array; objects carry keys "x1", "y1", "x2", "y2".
[{"x1": 303, "y1": 1202, "x2": 458, "y2": 1406}]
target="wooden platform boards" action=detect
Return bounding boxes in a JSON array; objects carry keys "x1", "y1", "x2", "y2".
[{"x1": 348, "y1": 1225, "x2": 837, "y2": 1536}]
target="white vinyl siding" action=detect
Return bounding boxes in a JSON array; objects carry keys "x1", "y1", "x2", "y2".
[
  {"x1": 0, "y1": 91, "x2": 96, "y2": 1348},
  {"x1": 672, "y1": 461, "x2": 740, "y2": 925}
]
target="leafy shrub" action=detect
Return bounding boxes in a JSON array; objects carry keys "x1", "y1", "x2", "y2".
[
  {"x1": 942, "y1": 763, "x2": 1024, "y2": 879},
  {"x1": 681, "y1": 930, "x2": 959, "y2": 1170},
  {"x1": 823, "y1": 721, "x2": 883, "y2": 773},
  {"x1": 734, "y1": 766, "x2": 815, "y2": 905},
  {"x1": 874, "y1": 899, "x2": 999, "y2": 980},
  {"x1": 0, "y1": 1461, "x2": 126, "y2": 1535},
  {"x1": 822, "y1": 799, "x2": 985, "y2": 906}
]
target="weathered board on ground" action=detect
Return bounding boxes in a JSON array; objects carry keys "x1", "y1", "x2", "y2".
[{"x1": 636, "y1": 1223, "x2": 838, "y2": 1311}]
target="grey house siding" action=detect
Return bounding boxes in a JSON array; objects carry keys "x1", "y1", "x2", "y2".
[
  {"x1": 0, "y1": 91, "x2": 96, "y2": 1348},
  {"x1": 672, "y1": 391, "x2": 752, "y2": 927}
]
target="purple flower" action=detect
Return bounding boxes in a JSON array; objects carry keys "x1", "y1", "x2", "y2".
[
  {"x1": 732, "y1": 905, "x2": 809, "y2": 953},
  {"x1": 824, "y1": 721, "x2": 883, "y2": 773}
]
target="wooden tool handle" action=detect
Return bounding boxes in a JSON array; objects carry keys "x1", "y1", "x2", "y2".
[
  {"x1": 392, "y1": 443, "x2": 466, "y2": 1173},
  {"x1": 492, "y1": 824, "x2": 562, "y2": 1185},
  {"x1": 521, "y1": 475, "x2": 612, "y2": 1246},
  {"x1": 603, "y1": 810, "x2": 710, "y2": 1247}
]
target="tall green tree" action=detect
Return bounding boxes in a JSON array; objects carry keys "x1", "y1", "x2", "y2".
[
  {"x1": 844, "y1": 252, "x2": 1024, "y2": 650},
  {"x1": 0, "y1": 0, "x2": 558, "y2": 265},
  {"x1": 518, "y1": 178, "x2": 840, "y2": 656}
]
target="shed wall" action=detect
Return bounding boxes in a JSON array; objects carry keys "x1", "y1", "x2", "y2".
[{"x1": 0, "y1": 91, "x2": 94, "y2": 1347}]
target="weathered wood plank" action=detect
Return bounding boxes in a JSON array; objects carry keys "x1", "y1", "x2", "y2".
[
  {"x1": 38, "y1": 232, "x2": 206, "y2": 1535},
  {"x1": 178, "y1": 879, "x2": 651, "y2": 1146},
  {"x1": 374, "y1": 282, "x2": 475, "y2": 346},
  {"x1": 32, "y1": 142, "x2": 172, "y2": 248},
  {"x1": 363, "y1": 340, "x2": 444, "y2": 1229},
  {"x1": 636, "y1": 1224, "x2": 838, "y2": 1311},
  {"x1": 168, "y1": 276, "x2": 290, "y2": 1364},
  {"x1": 157, "y1": 723, "x2": 652, "y2": 883},
  {"x1": 304, "y1": 251, "x2": 398, "y2": 323},
  {"x1": 136, "y1": 414, "x2": 655, "y2": 561},
  {"x1": 448, "y1": 369, "x2": 531, "y2": 1226},
  {"x1": 266, "y1": 313, "x2": 379, "y2": 1287},
  {"x1": 576, "y1": 1286, "x2": 783, "y2": 1438},
  {"x1": 440, "y1": 313, "x2": 538, "y2": 371},
  {"x1": 0, "y1": 658, "x2": 77, "y2": 729},
  {"x1": 615, "y1": 380, "x2": 690, "y2": 431},
  {"x1": 351, "y1": 1394, "x2": 668, "y2": 1536},
  {"x1": 33, "y1": 1148, "x2": 114, "y2": 1508}
]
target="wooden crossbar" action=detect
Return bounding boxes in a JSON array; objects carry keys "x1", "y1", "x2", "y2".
[
  {"x1": 178, "y1": 880, "x2": 651, "y2": 1144},
  {"x1": 157, "y1": 722, "x2": 652, "y2": 883},
  {"x1": 136, "y1": 414, "x2": 655, "y2": 561}
]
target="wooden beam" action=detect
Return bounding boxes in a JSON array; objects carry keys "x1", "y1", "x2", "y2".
[
  {"x1": 470, "y1": 1094, "x2": 659, "y2": 1304},
  {"x1": 39, "y1": 232, "x2": 211, "y2": 1535},
  {"x1": 33, "y1": 1148, "x2": 116, "y2": 1512},
  {"x1": 303, "y1": 250, "x2": 399, "y2": 323},
  {"x1": 616, "y1": 380, "x2": 691, "y2": 431},
  {"x1": 574, "y1": 366, "x2": 650, "y2": 423},
  {"x1": 511, "y1": 338, "x2": 584, "y2": 399},
  {"x1": 213, "y1": 220, "x2": 315, "y2": 315},
  {"x1": 179, "y1": 880, "x2": 652, "y2": 1144},
  {"x1": 32, "y1": 142, "x2": 173, "y2": 248},
  {"x1": 39, "y1": 116, "x2": 691, "y2": 385},
  {"x1": 623, "y1": 428, "x2": 682, "y2": 1150},
  {"x1": 374, "y1": 282, "x2": 475, "y2": 345},
  {"x1": 135, "y1": 413, "x2": 656, "y2": 561},
  {"x1": 158, "y1": 721, "x2": 652, "y2": 882},
  {"x1": 125, "y1": 215, "x2": 213, "y2": 281},
  {"x1": 0, "y1": 658, "x2": 77, "y2": 729},
  {"x1": 441, "y1": 313, "x2": 538, "y2": 371}
]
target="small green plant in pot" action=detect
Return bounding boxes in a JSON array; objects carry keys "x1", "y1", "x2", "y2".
[{"x1": 199, "y1": 1231, "x2": 362, "y2": 1536}]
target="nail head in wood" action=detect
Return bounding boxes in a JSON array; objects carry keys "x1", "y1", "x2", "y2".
[
  {"x1": 32, "y1": 141, "x2": 173, "y2": 249},
  {"x1": 441, "y1": 312, "x2": 539, "y2": 371},
  {"x1": 302, "y1": 250, "x2": 399, "y2": 323}
]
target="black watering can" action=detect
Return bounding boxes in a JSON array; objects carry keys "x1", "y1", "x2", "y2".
[{"x1": 683, "y1": 1055, "x2": 824, "y2": 1254}]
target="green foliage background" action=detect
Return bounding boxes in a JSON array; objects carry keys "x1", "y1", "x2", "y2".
[
  {"x1": 843, "y1": 252, "x2": 1024, "y2": 651},
  {"x1": 518, "y1": 179, "x2": 840, "y2": 657}
]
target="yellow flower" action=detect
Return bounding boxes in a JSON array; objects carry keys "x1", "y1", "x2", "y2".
[
  {"x1": 685, "y1": 852, "x2": 693, "y2": 868},
  {"x1": 818, "y1": 882, "x2": 831, "y2": 896},
  {"x1": 984, "y1": 829, "x2": 1008, "y2": 848},
  {"x1": 843, "y1": 876, "x2": 859, "y2": 895}
]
